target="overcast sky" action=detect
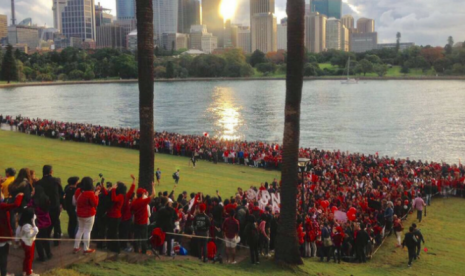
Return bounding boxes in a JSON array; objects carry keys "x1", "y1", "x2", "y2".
[{"x1": 1, "y1": 0, "x2": 463, "y2": 46}]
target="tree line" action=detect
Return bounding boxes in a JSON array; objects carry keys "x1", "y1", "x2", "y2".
[{"x1": 1, "y1": 36, "x2": 465, "y2": 83}]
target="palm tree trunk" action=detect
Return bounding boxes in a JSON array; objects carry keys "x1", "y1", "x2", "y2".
[
  {"x1": 136, "y1": 0, "x2": 155, "y2": 191},
  {"x1": 274, "y1": 0, "x2": 305, "y2": 265}
]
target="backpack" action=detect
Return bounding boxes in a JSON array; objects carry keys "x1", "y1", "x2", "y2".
[{"x1": 172, "y1": 173, "x2": 177, "y2": 180}]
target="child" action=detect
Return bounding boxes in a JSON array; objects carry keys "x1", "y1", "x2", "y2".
[{"x1": 17, "y1": 208, "x2": 39, "y2": 276}]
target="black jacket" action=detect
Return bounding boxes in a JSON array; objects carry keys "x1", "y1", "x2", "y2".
[
  {"x1": 355, "y1": 229, "x2": 370, "y2": 247},
  {"x1": 156, "y1": 206, "x2": 177, "y2": 232},
  {"x1": 402, "y1": 232, "x2": 418, "y2": 248},
  {"x1": 193, "y1": 213, "x2": 211, "y2": 235},
  {"x1": 35, "y1": 175, "x2": 63, "y2": 209},
  {"x1": 413, "y1": 229, "x2": 425, "y2": 245}
]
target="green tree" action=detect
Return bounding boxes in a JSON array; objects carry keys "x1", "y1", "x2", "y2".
[
  {"x1": 395, "y1": 32, "x2": 401, "y2": 52},
  {"x1": 356, "y1": 59, "x2": 373, "y2": 76},
  {"x1": 275, "y1": 0, "x2": 305, "y2": 266},
  {"x1": 366, "y1": 54, "x2": 381, "y2": 64},
  {"x1": 136, "y1": 0, "x2": 156, "y2": 191},
  {"x1": 452, "y1": 63, "x2": 465, "y2": 75},
  {"x1": 373, "y1": 64, "x2": 388, "y2": 77},
  {"x1": 256, "y1": 62, "x2": 277, "y2": 75},
  {"x1": 166, "y1": 61, "x2": 175, "y2": 78},
  {"x1": 1, "y1": 45, "x2": 18, "y2": 83},
  {"x1": 400, "y1": 65, "x2": 410, "y2": 75},
  {"x1": 303, "y1": 63, "x2": 321, "y2": 76},
  {"x1": 14, "y1": 49, "x2": 21, "y2": 60},
  {"x1": 445, "y1": 36, "x2": 454, "y2": 55},
  {"x1": 154, "y1": 65, "x2": 166, "y2": 78},
  {"x1": 433, "y1": 58, "x2": 450, "y2": 73},
  {"x1": 83, "y1": 70, "x2": 95, "y2": 80},
  {"x1": 250, "y1": 50, "x2": 266, "y2": 67},
  {"x1": 68, "y1": 69, "x2": 84, "y2": 80}
]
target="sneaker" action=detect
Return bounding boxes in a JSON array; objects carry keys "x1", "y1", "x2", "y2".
[
  {"x1": 73, "y1": 248, "x2": 81, "y2": 254},
  {"x1": 84, "y1": 249, "x2": 96, "y2": 254}
]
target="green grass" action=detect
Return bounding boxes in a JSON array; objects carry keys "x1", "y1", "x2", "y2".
[
  {"x1": 43, "y1": 197, "x2": 464, "y2": 276},
  {"x1": 0, "y1": 130, "x2": 278, "y2": 198}
]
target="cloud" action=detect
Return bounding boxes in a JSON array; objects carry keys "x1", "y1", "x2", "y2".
[{"x1": 1, "y1": 0, "x2": 463, "y2": 46}]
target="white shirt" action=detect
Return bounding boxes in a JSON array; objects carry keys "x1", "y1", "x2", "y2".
[{"x1": 16, "y1": 223, "x2": 39, "y2": 247}]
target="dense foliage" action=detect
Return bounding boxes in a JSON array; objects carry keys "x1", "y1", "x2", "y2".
[{"x1": 1, "y1": 36, "x2": 465, "y2": 82}]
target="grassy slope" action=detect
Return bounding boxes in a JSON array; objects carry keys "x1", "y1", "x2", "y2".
[
  {"x1": 1, "y1": 130, "x2": 463, "y2": 275},
  {"x1": 46, "y1": 197, "x2": 464, "y2": 276},
  {"x1": 0, "y1": 130, "x2": 278, "y2": 198}
]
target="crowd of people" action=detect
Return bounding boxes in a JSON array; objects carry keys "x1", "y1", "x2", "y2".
[
  {"x1": 0, "y1": 115, "x2": 283, "y2": 169},
  {"x1": 1, "y1": 115, "x2": 465, "y2": 276}
]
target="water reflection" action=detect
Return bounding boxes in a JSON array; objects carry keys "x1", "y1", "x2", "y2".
[{"x1": 206, "y1": 87, "x2": 244, "y2": 140}]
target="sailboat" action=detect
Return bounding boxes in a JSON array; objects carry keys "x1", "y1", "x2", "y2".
[{"x1": 341, "y1": 57, "x2": 358, "y2": 84}]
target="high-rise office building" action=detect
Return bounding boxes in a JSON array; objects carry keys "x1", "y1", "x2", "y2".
[
  {"x1": 96, "y1": 24, "x2": 124, "y2": 49},
  {"x1": 310, "y1": 0, "x2": 342, "y2": 19},
  {"x1": 202, "y1": 0, "x2": 223, "y2": 47},
  {"x1": 116, "y1": 0, "x2": 136, "y2": 21},
  {"x1": 277, "y1": 23, "x2": 287, "y2": 51},
  {"x1": 250, "y1": 0, "x2": 276, "y2": 53},
  {"x1": 237, "y1": 26, "x2": 251, "y2": 54},
  {"x1": 60, "y1": 0, "x2": 97, "y2": 41},
  {"x1": 357, "y1": 18, "x2": 375, "y2": 33},
  {"x1": 178, "y1": 0, "x2": 201, "y2": 34},
  {"x1": 223, "y1": 20, "x2": 238, "y2": 48},
  {"x1": 326, "y1": 17, "x2": 341, "y2": 50},
  {"x1": 8, "y1": 25, "x2": 39, "y2": 49},
  {"x1": 251, "y1": 12, "x2": 277, "y2": 53},
  {"x1": 0, "y1": 15, "x2": 7, "y2": 39},
  {"x1": 95, "y1": 3, "x2": 113, "y2": 27},
  {"x1": 341, "y1": 14, "x2": 354, "y2": 29},
  {"x1": 153, "y1": 0, "x2": 178, "y2": 44},
  {"x1": 201, "y1": 33, "x2": 218, "y2": 53},
  {"x1": 340, "y1": 24, "x2": 349, "y2": 51},
  {"x1": 52, "y1": 0, "x2": 67, "y2": 33},
  {"x1": 351, "y1": 32, "x2": 377, "y2": 53},
  {"x1": 189, "y1": 24, "x2": 207, "y2": 50},
  {"x1": 162, "y1": 33, "x2": 188, "y2": 51},
  {"x1": 304, "y1": 12, "x2": 326, "y2": 53}
]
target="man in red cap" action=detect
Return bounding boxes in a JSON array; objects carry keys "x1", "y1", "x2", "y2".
[
  {"x1": 131, "y1": 182, "x2": 155, "y2": 254},
  {"x1": 193, "y1": 203, "x2": 211, "y2": 262}
]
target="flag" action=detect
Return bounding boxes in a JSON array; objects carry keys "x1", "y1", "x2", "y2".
[{"x1": 203, "y1": 132, "x2": 209, "y2": 138}]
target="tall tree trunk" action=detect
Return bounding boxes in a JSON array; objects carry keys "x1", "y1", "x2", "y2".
[
  {"x1": 275, "y1": 0, "x2": 305, "y2": 265},
  {"x1": 136, "y1": 0, "x2": 155, "y2": 191}
]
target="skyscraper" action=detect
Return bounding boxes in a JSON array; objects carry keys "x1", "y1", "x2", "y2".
[
  {"x1": 277, "y1": 22, "x2": 287, "y2": 51},
  {"x1": 326, "y1": 17, "x2": 341, "y2": 50},
  {"x1": 341, "y1": 14, "x2": 354, "y2": 29},
  {"x1": 357, "y1": 18, "x2": 375, "y2": 33},
  {"x1": 60, "y1": 0, "x2": 97, "y2": 41},
  {"x1": 153, "y1": 0, "x2": 178, "y2": 44},
  {"x1": 52, "y1": 0, "x2": 67, "y2": 33},
  {"x1": 250, "y1": 0, "x2": 276, "y2": 53},
  {"x1": 10, "y1": 0, "x2": 16, "y2": 25},
  {"x1": 202, "y1": 0, "x2": 223, "y2": 47},
  {"x1": 178, "y1": 0, "x2": 201, "y2": 34},
  {"x1": 251, "y1": 12, "x2": 277, "y2": 53},
  {"x1": 0, "y1": 15, "x2": 7, "y2": 39},
  {"x1": 95, "y1": 3, "x2": 113, "y2": 27},
  {"x1": 237, "y1": 26, "x2": 251, "y2": 54},
  {"x1": 304, "y1": 12, "x2": 327, "y2": 53},
  {"x1": 310, "y1": 0, "x2": 342, "y2": 19},
  {"x1": 116, "y1": 0, "x2": 136, "y2": 21}
]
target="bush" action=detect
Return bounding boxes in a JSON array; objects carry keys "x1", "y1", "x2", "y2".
[
  {"x1": 68, "y1": 69, "x2": 84, "y2": 80},
  {"x1": 83, "y1": 70, "x2": 95, "y2": 80},
  {"x1": 57, "y1": 73, "x2": 68, "y2": 81},
  {"x1": 256, "y1": 63, "x2": 277, "y2": 75}
]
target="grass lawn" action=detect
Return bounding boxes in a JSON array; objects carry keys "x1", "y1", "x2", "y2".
[
  {"x1": 43, "y1": 197, "x2": 464, "y2": 276},
  {"x1": 0, "y1": 130, "x2": 278, "y2": 198}
]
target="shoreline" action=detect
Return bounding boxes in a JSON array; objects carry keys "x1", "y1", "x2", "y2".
[{"x1": 1, "y1": 76, "x2": 465, "y2": 88}]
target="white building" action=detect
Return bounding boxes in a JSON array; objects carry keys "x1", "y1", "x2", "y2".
[
  {"x1": 251, "y1": 12, "x2": 277, "y2": 53},
  {"x1": 153, "y1": 0, "x2": 178, "y2": 44},
  {"x1": 277, "y1": 23, "x2": 287, "y2": 51},
  {"x1": 341, "y1": 24, "x2": 349, "y2": 52},
  {"x1": 201, "y1": 33, "x2": 217, "y2": 54},
  {"x1": 326, "y1": 17, "x2": 341, "y2": 50},
  {"x1": 305, "y1": 12, "x2": 327, "y2": 53},
  {"x1": 237, "y1": 27, "x2": 251, "y2": 54}
]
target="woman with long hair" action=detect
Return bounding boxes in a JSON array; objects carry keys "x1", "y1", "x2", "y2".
[
  {"x1": 103, "y1": 181, "x2": 126, "y2": 253},
  {"x1": 8, "y1": 168, "x2": 33, "y2": 230},
  {"x1": 28, "y1": 186, "x2": 52, "y2": 261},
  {"x1": 74, "y1": 177, "x2": 99, "y2": 254}
]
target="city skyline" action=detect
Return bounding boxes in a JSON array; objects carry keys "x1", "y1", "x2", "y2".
[{"x1": 0, "y1": 0, "x2": 463, "y2": 46}]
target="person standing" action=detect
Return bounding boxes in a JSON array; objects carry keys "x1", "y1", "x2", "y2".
[
  {"x1": 156, "y1": 197, "x2": 177, "y2": 257},
  {"x1": 223, "y1": 210, "x2": 240, "y2": 264},
  {"x1": 0, "y1": 168, "x2": 16, "y2": 199},
  {"x1": 384, "y1": 201, "x2": 394, "y2": 236},
  {"x1": 245, "y1": 215, "x2": 260, "y2": 265},
  {"x1": 412, "y1": 194, "x2": 426, "y2": 223},
  {"x1": 320, "y1": 222, "x2": 332, "y2": 262},
  {"x1": 402, "y1": 226, "x2": 418, "y2": 267},
  {"x1": 174, "y1": 170, "x2": 180, "y2": 185},
  {"x1": 63, "y1": 177, "x2": 79, "y2": 239},
  {"x1": 104, "y1": 182, "x2": 126, "y2": 253},
  {"x1": 393, "y1": 215, "x2": 404, "y2": 248},
  {"x1": 0, "y1": 192, "x2": 23, "y2": 276},
  {"x1": 412, "y1": 223, "x2": 425, "y2": 259},
  {"x1": 17, "y1": 208, "x2": 39, "y2": 276},
  {"x1": 28, "y1": 186, "x2": 52, "y2": 262},
  {"x1": 155, "y1": 168, "x2": 162, "y2": 186},
  {"x1": 131, "y1": 185, "x2": 154, "y2": 254},
  {"x1": 74, "y1": 177, "x2": 99, "y2": 254},
  {"x1": 193, "y1": 203, "x2": 211, "y2": 262},
  {"x1": 35, "y1": 165, "x2": 63, "y2": 246},
  {"x1": 354, "y1": 224, "x2": 369, "y2": 263}
]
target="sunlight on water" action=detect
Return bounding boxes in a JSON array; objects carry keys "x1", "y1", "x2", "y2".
[{"x1": 207, "y1": 87, "x2": 243, "y2": 141}]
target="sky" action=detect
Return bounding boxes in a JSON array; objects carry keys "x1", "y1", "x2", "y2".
[{"x1": 0, "y1": 0, "x2": 464, "y2": 46}]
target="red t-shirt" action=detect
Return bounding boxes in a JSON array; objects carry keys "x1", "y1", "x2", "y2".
[
  {"x1": 222, "y1": 217, "x2": 240, "y2": 239},
  {"x1": 131, "y1": 197, "x2": 151, "y2": 225}
]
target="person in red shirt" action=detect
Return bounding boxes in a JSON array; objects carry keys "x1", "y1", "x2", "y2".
[
  {"x1": 0, "y1": 192, "x2": 23, "y2": 276},
  {"x1": 131, "y1": 182, "x2": 155, "y2": 254},
  {"x1": 103, "y1": 181, "x2": 126, "y2": 253},
  {"x1": 74, "y1": 177, "x2": 99, "y2": 254},
  {"x1": 222, "y1": 210, "x2": 240, "y2": 264},
  {"x1": 120, "y1": 175, "x2": 136, "y2": 252}
]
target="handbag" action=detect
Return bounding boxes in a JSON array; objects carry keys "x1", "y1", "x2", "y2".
[{"x1": 323, "y1": 227, "x2": 333, "y2": 247}]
